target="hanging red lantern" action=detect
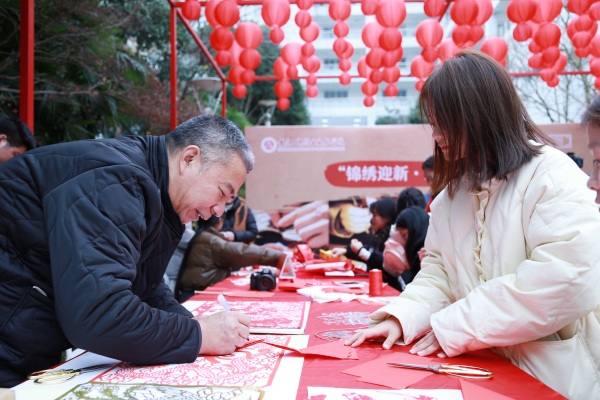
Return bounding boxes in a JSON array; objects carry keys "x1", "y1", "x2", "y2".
[
  {"x1": 424, "y1": 0, "x2": 448, "y2": 18},
  {"x1": 357, "y1": 57, "x2": 371, "y2": 78},
  {"x1": 575, "y1": 46, "x2": 591, "y2": 58},
  {"x1": 506, "y1": 0, "x2": 536, "y2": 23},
  {"x1": 362, "y1": 81, "x2": 379, "y2": 96},
  {"x1": 452, "y1": 25, "x2": 472, "y2": 46},
  {"x1": 302, "y1": 43, "x2": 315, "y2": 57},
  {"x1": 533, "y1": 23, "x2": 561, "y2": 48},
  {"x1": 410, "y1": 55, "x2": 434, "y2": 79},
  {"x1": 228, "y1": 65, "x2": 244, "y2": 85},
  {"x1": 241, "y1": 69, "x2": 256, "y2": 85},
  {"x1": 329, "y1": 0, "x2": 352, "y2": 21},
  {"x1": 589, "y1": 3, "x2": 600, "y2": 20},
  {"x1": 306, "y1": 73, "x2": 317, "y2": 85},
  {"x1": 567, "y1": 0, "x2": 592, "y2": 15},
  {"x1": 437, "y1": 38, "x2": 458, "y2": 62},
  {"x1": 541, "y1": 46, "x2": 560, "y2": 65},
  {"x1": 450, "y1": 0, "x2": 479, "y2": 26},
  {"x1": 574, "y1": 14, "x2": 596, "y2": 31},
  {"x1": 480, "y1": 37, "x2": 508, "y2": 63},
  {"x1": 215, "y1": 51, "x2": 231, "y2": 66},
  {"x1": 340, "y1": 72, "x2": 351, "y2": 85},
  {"x1": 384, "y1": 84, "x2": 399, "y2": 97},
  {"x1": 339, "y1": 58, "x2": 352, "y2": 72},
  {"x1": 370, "y1": 69, "x2": 383, "y2": 84},
  {"x1": 376, "y1": 0, "x2": 407, "y2": 28},
  {"x1": 366, "y1": 48, "x2": 385, "y2": 69},
  {"x1": 528, "y1": 53, "x2": 542, "y2": 69},
  {"x1": 553, "y1": 52, "x2": 568, "y2": 73},
  {"x1": 210, "y1": 27, "x2": 234, "y2": 51},
  {"x1": 382, "y1": 66, "x2": 401, "y2": 83},
  {"x1": 215, "y1": 0, "x2": 239, "y2": 27},
  {"x1": 573, "y1": 31, "x2": 594, "y2": 49},
  {"x1": 181, "y1": 0, "x2": 201, "y2": 20},
  {"x1": 590, "y1": 33, "x2": 600, "y2": 58},
  {"x1": 239, "y1": 48, "x2": 261, "y2": 70},
  {"x1": 382, "y1": 48, "x2": 403, "y2": 67},
  {"x1": 361, "y1": 0, "x2": 379, "y2": 16},
  {"x1": 362, "y1": 21, "x2": 384, "y2": 48},
  {"x1": 235, "y1": 22, "x2": 263, "y2": 49},
  {"x1": 547, "y1": 76, "x2": 560, "y2": 87},
  {"x1": 364, "y1": 96, "x2": 375, "y2": 107},
  {"x1": 300, "y1": 22, "x2": 320, "y2": 43},
  {"x1": 204, "y1": 0, "x2": 222, "y2": 27},
  {"x1": 595, "y1": 77, "x2": 600, "y2": 91},
  {"x1": 415, "y1": 79, "x2": 426, "y2": 91},
  {"x1": 274, "y1": 79, "x2": 293, "y2": 98},
  {"x1": 273, "y1": 58, "x2": 288, "y2": 80},
  {"x1": 306, "y1": 85, "x2": 319, "y2": 98},
  {"x1": 333, "y1": 38, "x2": 349, "y2": 58},
  {"x1": 287, "y1": 65, "x2": 299, "y2": 79},
  {"x1": 422, "y1": 47, "x2": 438, "y2": 63},
  {"x1": 513, "y1": 21, "x2": 534, "y2": 42},
  {"x1": 416, "y1": 19, "x2": 444, "y2": 49},
  {"x1": 532, "y1": 0, "x2": 562, "y2": 23},
  {"x1": 539, "y1": 68, "x2": 556, "y2": 83},
  {"x1": 590, "y1": 57, "x2": 600, "y2": 76},
  {"x1": 232, "y1": 84, "x2": 247, "y2": 99},
  {"x1": 262, "y1": 0, "x2": 291, "y2": 44},
  {"x1": 473, "y1": 0, "x2": 493, "y2": 25},
  {"x1": 469, "y1": 25, "x2": 484, "y2": 44},
  {"x1": 302, "y1": 55, "x2": 321, "y2": 73},
  {"x1": 528, "y1": 40, "x2": 542, "y2": 54},
  {"x1": 295, "y1": 10, "x2": 312, "y2": 29},
  {"x1": 334, "y1": 22, "x2": 350, "y2": 37},
  {"x1": 379, "y1": 27, "x2": 403, "y2": 51},
  {"x1": 281, "y1": 43, "x2": 303, "y2": 66},
  {"x1": 341, "y1": 41, "x2": 355, "y2": 59},
  {"x1": 296, "y1": 0, "x2": 314, "y2": 10},
  {"x1": 277, "y1": 98, "x2": 290, "y2": 111},
  {"x1": 270, "y1": 28, "x2": 285, "y2": 44}
]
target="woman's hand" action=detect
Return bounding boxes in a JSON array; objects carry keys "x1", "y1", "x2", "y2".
[
  {"x1": 409, "y1": 330, "x2": 447, "y2": 358},
  {"x1": 345, "y1": 317, "x2": 403, "y2": 350}
]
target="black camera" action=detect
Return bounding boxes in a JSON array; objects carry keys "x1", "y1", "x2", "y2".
[
  {"x1": 250, "y1": 269, "x2": 277, "y2": 291},
  {"x1": 567, "y1": 152, "x2": 584, "y2": 169}
]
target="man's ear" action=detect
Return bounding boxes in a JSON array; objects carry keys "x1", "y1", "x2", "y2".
[{"x1": 179, "y1": 145, "x2": 201, "y2": 173}]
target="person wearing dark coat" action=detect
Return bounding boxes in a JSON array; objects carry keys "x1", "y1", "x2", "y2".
[
  {"x1": 0, "y1": 115, "x2": 254, "y2": 387},
  {"x1": 219, "y1": 196, "x2": 258, "y2": 244}
]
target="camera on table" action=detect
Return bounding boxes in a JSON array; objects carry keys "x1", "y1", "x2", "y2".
[{"x1": 250, "y1": 268, "x2": 277, "y2": 291}]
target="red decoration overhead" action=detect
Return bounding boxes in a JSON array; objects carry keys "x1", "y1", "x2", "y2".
[
  {"x1": 262, "y1": 0, "x2": 291, "y2": 44},
  {"x1": 181, "y1": 0, "x2": 201, "y2": 20},
  {"x1": 376, "y1": 0, "x2": 407, "y2": 28}
]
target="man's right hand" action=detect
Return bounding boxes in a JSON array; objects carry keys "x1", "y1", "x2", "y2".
[{"x1": 195, "y1": 311, "x2": 251, "y2": 355}]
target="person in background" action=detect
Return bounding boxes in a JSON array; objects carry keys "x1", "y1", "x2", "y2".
[
  {"x1": 219, "y1": 195, "x2": 258, "y2": 244},
  {"x1": 581, "y1": 95, "x2": 600, "y2": 205},
  {"x1": 421, "y1": 155, "x2": 435, "y2": 212},
  {"x1": 0, "y1": 116, "x2": 37, "y2": 163},
  {"x1": 396, "y1": 187, "x2": 426, "y2": 214},
  {"x1": 331, "y1": 197, "x2": 398, "y2": 283},
  {"x1": 175, "y1": 216, "x2": 287, "y2": 302},
  {"x1": 0, "y1": 115, "x2": 254, "y2": 387},
  {"x1": 346, "y1": 50, "x2": 600, "y2": 400},
  {"x1": 382, "y1": 206, "x2": 430, "y2": 291}
]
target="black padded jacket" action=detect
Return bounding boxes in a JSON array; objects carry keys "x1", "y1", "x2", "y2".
[{"x1": 0, "y1": 135, "x2": 201, "y2": 387}]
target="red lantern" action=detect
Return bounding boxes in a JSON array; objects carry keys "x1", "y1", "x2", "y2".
[
  {"x1": 575, "y1": 46, "x2": 591, "y2": 58},
  {"x1": 376, "y1": 0, "x2": 407, "y2": 28},
  {"x1": 228, "y1": 65, "x2": 244, "y2": 85},
  {"x1": 382, "y1": 66, "x2": 401, "y2": 83},
  {"x1": 384, "y1": 84, "x2": 399, "y2": 97},
  {"x1": 410, "y1": 55, "x2": 434, "y2": 79},
  {"x1": 306, "y1": 73, "x2": 317, "y2": 85},
  {"x1": 302, "y1": 55, "x2": 321, "y2": 73},
  {"x1": 539, "y1": 68, "x2": 556, "y2": 83},
  {"x1": 513, "y1": 21, "x2": 534, "y2": 42},
  {"x1": 553, "y1": 52, "x2": 568, "y2": 73},
  {"x1": 182, "y1": 0, "x2": 201, "y2": 20},
  {"x1": 366, "y1": 48, "x2": 385, "y2": 69},
  {"x1": 450, "y1": 0, "x2": 479, "y2": 26},
  {"x1": 364, "y1": 96, "x2": 375, "y2": 107},
  {"x1": 480, "y1": 37, "x2": 508, "y2": 63},
  {"x1": 473, "y1": 0, "x2": 493, "y2": 25},
  {"x1": 533, "y1": 23, "x2": 561, "y2": 48},
  {"x1": 333, "y1": 38, "x2": 349, "y2": 58},
  {"x1": 295, "y1": 10, "x2": 312, "y2": 28},
  {"x1": 262, "y1": 0, "x2": 291, "y2": 27},
  {"x1": 341, "y1": 42, "x2": 355, "y2": 59},
  {"x1": 362, "y1": 81, "x2": 379, "y2": 96},
  {"x1": 204, "y1": 0, "x2": 222, "y2": 27},
  {"x1": 235, "y1": 22, "x2": 263, "y2": 49},
  {"x1": 215, "y1": 51, "x2": 231, "y2": 66},
  {"x1": 574, "y1": 14, "x2": 596, "y2": 31},
  {"x1": 382, "y1": 48, "x2": 403, "y2": 67},
  {"x1": 329, "y1": 0, "x2": 352, "y2": 21},
  {"x1": 273, "y1": 58, "x2": 288, "y2": 80},
  {"x1": 241, "y1": 70, "x2": 256, "y2": 85},
  {"x1": 541, "y1": 46, "x2": 560, "y2": 65},
  {"x1": 281, "y1": 43, "x2": 303, "y2": 66},
  {"x1": 528, "y1": 40, "x2": 542, "y2": 54},
  {"x1": 590, "y1": 33, "x2": 600, "y2": 58},
  {"x1": 424, "y1": 0, "x2": 448, "y2": 18},
  {"x1": 415, "y1": 80, "x2": 425, "y2": 91},
  {"x1": 528, "y1": 53, "x2": 542, "y2": 69},
  {"x1": 239, "y1": 48, "x2": 261, "y2": 70},
  {"x1": 437, "y1": 38, "x2": 458, "y2": 62},
  {"x1": 361, "y1": 0, "x2": 379, "y2": 16},
  {"x1": 470, "y1": 25, "x2": 484, "y2": 44},
  {"x1": 277, "y1": 98, "x2": 290, "y2": 111},
  {"x1": 300, "y1": 22, "x2": 320, "y2": 43},
  {"x1": 287, "y1": 65, "x2": 299, "y2": 79},
  {"x1": 506, "y1": 0, "x2": 536, "y2": 23},
  {"x1": 589, "y1": 3, "x2": 600, "y2": 20},
  {"x1": 595, "y1": 77, "x2": 600, "y2": 91},
  {"x1": 270, "y1": 28, "x2": 285, "y2": 44},
  {"x1": 590, "y1": 57, "x2": 600, "y2": 76},
  {"x1": 573, "y1": 31, "x2": 594, "y2": 49},
  {"x1": 296, "y1": 0, "x2": 314, "y2": 10},
  {"x1": 416, "y1": 19, "x2": 444, "y2": 49},
  {"x1": 274, "y1": 79, "x2": 293, "y2": 98},
  {"x1": 379, "y1": 27, "x2": 403, "y2": 51},
  {"x1": 567, "y1": 0, "x2": 592, "y2": 15},
  {"x1": 547, "y1": 76, "x2": 560, "y2": 88},
  {"x1": 370, "y1": 69, "x2": 383, "y2": 84},
  {"x1": 338, "y1": 58, "x2": 352, "y2": 72},
  {"x1": 233, "y1": 84, "x2": 247, "y2": 98},
  {"x1": 215, "y1": 0, "x2": 239, "y2": 27},
  {"x1": 357, "y1": 57, "x2": 371, "y2": 78},
  {"x1": 422, "y1": 47, "x2": 438, "y2": 63},
  {"x1": 452, "y1": 25, "x2": 472, "y2": 46},
  {"x1": 210, "y1": 27, "x2": 234, "y2": 51},
  {"x1": 362, "y1": 21, "x2": 384, "y2": 48},
  {"x1": 306, "y1": 85, "x2": 319, "y2": 98},
  {"x1": 339, "y1": 72, "x2": 351, "y2": 85},
  {"x1": 334, "y1": 22, "x2": 350, "y2": 38},
  {"x1": 532, "y1": 0, "x2": 562, "y2": 23},
  {"x1": 302, "y1": 43, "x2": 315, "y2": 57}
]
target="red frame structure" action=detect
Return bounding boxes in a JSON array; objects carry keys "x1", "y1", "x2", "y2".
[{"x1": 19, "y1": 0, "x2": 593, "y2": 133}]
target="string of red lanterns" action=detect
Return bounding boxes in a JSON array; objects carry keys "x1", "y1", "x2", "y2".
[{"x1": 176, "y1": 0, "x2": 599, "y2": 109}]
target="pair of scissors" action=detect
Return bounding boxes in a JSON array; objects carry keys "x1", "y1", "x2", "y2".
[
  {"x1": 28, "y1": 364, "x2": 113, "y2": 384},
  {"x1": 387, "y1": 362, "x2": 493, "y2": 379}
]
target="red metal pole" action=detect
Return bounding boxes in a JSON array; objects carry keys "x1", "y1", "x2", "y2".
[
  {"x1": 170, "y1": 5, "x2": 178, "y2": 130},
  {"x1": 20, "y1": 0, "x2": 35, "y2": 132}
]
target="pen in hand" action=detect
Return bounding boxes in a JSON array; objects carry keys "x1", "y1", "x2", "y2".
[{"x1": 217, "y1": 293, "x2": 232, "y2": 311}]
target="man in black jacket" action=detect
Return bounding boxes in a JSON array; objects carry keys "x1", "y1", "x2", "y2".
[{"x1": 0, "y1": 115, "x2": 254, "y2": 387}]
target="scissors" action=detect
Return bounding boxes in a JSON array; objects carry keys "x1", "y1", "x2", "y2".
[
  {"x1": 28, "y1": 364, "x2": 113, "y2": 384},
  {"x1": 387, "y1": 362, "x2": 493, "y2": 379}
]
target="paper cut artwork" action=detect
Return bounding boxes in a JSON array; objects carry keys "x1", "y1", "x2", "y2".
[
  {"x1": 93, "y1": 335, "x2": 291, "y2": 387},
  {"x1": 307, "y1": 387, "x2": 463, "y2": 400},
  {"x1": 55, "y1": 383, "x2": 263, "y2": 400},
  {"x1": 189, "y1": 300, "x2": 311, "y2": 334}
]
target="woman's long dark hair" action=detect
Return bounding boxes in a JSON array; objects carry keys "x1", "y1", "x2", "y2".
[
  {"x1": 419, "y1": 50, "x2": 553, "y2": 198},
  {"x1": 395, "y1": 206, "x2": 430, "y2": 279}
]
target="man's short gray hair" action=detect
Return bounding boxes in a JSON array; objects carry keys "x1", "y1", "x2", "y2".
[{"x1": 166, "y1": 115, "x2": 254, "y2": 173}]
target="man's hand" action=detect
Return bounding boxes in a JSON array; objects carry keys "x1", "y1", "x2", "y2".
[
  {"x1": 345, "y1": 316, "x2": 403, "y2": 350},
  {"x1": 195, "y1": 311, "x2": 251, "y2": 355},
  {"x1": 221, "y1": 231, "x2": 235, "y2": 241}
]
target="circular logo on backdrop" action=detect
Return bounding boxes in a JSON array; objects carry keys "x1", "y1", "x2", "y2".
[{"x1": 261, "y1": 137, "x2": 277, "y2": 153}]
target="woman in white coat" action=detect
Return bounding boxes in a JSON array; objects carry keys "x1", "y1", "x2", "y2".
[{"x1": 346, "y1": 50, "x2": 600, "y2": 400}]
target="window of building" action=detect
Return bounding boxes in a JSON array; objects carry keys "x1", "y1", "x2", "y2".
[{"x1": 324, "y1": 90, "x2": 349, "y2": 98}]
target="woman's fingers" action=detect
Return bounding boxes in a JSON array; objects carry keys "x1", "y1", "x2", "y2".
[{"x1": 410, "y1": 330, "x2": 442, "y2": 356}]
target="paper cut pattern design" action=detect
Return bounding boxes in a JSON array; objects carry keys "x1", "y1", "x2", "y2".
[
  {"x1": 190, "y1": 300, "x2": 310, "y2": 333},
  {"x1": 93, "y1": 335, "x2": 290, "y2": 387},
  {"x1": 56, "y1": 383, "x2": 263, "y2": 400}
]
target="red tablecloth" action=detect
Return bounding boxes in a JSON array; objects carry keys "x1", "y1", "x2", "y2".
[{"x1": 192, "y1": 270, "x2": 565, "y2": 400}]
